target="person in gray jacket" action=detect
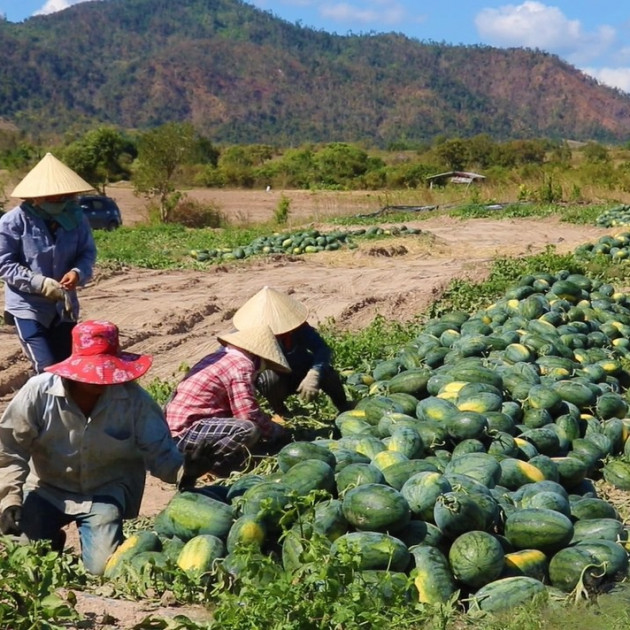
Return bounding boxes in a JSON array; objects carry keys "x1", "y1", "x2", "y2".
[
  {"x1": 0, "y1": 153, "x2": 97, "y2": 373},
  {"x1": 0, "y1": 320, "x2": 213, "y2": 574}
]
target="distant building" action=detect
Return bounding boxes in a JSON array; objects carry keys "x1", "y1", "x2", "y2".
[{"x1": 426, "y1": 171, "x2": 486, "y2": 188}]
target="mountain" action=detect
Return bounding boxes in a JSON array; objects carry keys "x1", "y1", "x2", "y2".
[{"x1": 1, "y1": 0, "x2": 630, "y2": 145}]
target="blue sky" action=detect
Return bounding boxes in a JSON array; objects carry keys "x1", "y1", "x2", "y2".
[{"x1": 2, "y1": 1, "x2": 630, "y2": 92}]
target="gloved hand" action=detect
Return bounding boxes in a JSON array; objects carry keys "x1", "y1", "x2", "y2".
[
  {"x1": 40, "y1": 277, "x2": 65, "y2": 301},
  {"x1": 267, "y1": 421, "x2": 293, "y2": 446},
  {"x1": 178, "y1": 442, "x2": 218, "y2": 491},
  {"x1": 297, "y1": 368, "x2": 320, "y2": 402},
  {"x1": 0, "y1": 505, "x2": 23, "y2": 536}
]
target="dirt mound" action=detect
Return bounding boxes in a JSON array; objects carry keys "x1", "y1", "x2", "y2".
[{"x1": 366, "y1": 244, "x2": 409, "y2": 257}]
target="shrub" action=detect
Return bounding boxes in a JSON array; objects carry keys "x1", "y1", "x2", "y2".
[
  {"x1": 169, "y1": 197, "x2": 227, "y2": 228},
  {"x1": 274, "y1": 194, "x2": 291, "y2": 225},
  {"x1": 536, "y1": 175, "x2": 563, "y2": 203}
]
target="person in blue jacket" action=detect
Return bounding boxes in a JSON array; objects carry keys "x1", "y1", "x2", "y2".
[
  {"x1": 0, "y1": 153, "x2": 97, "y2": 373},
  {"x1": 232, "y1": 286, "x2": 354, "y2": 415}
]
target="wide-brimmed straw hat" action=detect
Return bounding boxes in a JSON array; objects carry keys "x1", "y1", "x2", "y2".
[
  {"x1": 217, "y1": 325, "x2": 291, "y2": 373},
  {"x1": 232, "y1": 286, "x2": 308, "y2": 335},
  {"x1": 11, "y1": 152, "x2": 94, "y2": 199},
  {"x1": 45, "y1": 321, "x2": 153, "y2": 385}
]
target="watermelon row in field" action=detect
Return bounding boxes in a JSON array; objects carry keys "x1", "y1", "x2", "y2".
[
  {"x1": 111, "y1": 255, "x2": 630, "y2": 614},
  {"x1": 595, "y1": 206, "x2": 630, "y2": 228},
  {"x1": 189, "y1": 224, "x2": 421, "y2": 261},
  {"x1": 574, "y1": 232, "x2": 630, "y2": 261}
]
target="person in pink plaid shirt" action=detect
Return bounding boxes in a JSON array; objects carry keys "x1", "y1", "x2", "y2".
[{"x1": 165, "y1": 325, "x2": 290, "y2": 479}]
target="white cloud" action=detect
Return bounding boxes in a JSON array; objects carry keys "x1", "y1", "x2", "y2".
[
  {"x1": 583, "y1": 67, "x2": 630, "y2": 94},
  {"x1": 321, "y1": 2, "x2": 406, "y2": 26},
  {"x1": 34, "y1": 0, "x2": 93, "y2": 17},
  {"x1": 475, "y1": 2, "x2": 615, "y2": 63},
  {"x1": 248, "y1": 0, "x2": 416, "y2": 25}
]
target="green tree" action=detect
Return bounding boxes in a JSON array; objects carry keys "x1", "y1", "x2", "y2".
[
  {"x1": 490, "y1": 139, "x2": 546, "y2": 168},
  {"x1": 133, "y1": 122, "x2": 196, "y2": 222},
  {"x1": 434, "y1": 138, "x2": 469, "y2": 171},
  {"x1": 385, "y1": 161, "x2": 433, "y2": 188},
  {"x1": 192, "y1": 135, "x2": 220, "y2": 166},
  {"x1": 313, "y1": 143, "x2": 369, "y2": 188},
  {"x1": 582, "y1": 141, "x2": 610, "y2": 164},
  {"x1": 245, "y1": 144, "x2": 274, "y2": 166},
  {"x1": 217, "y1": 145, "x2": 256, "y2": 187},
  {"x1": 507, "y1": 139, "x2": 547, "y2": 165},
  {"x1": 491, "y1": 143, "x2": 518, "y2": 168},
  {"x1": 0, "y1": 128, "x2": 36, "y2": 170},
  {"x1": 467, "y1": 134, "x2": 495, "y2": 169},
  {"x1": 266, "y1": 146, "x2": 316, "y2": 188},
  {"x1": 63, "y1": 126, "x2": 134, "y2": 193}
]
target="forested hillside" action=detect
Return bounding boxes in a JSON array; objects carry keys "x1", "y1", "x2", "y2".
[{"x1": 1, "y1": 0, "x2": 630, "y2": 145}]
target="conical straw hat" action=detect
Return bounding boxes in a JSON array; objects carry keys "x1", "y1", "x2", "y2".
[
  {"x1": 233, "y1": 286, "x2": 308, "y2": 335},
  {"x1": 218, "y1": 325, "x2": 291, "y2": 373},
  {"x1": 11, "y1": 152, "x2": 94, "y2": 199}
]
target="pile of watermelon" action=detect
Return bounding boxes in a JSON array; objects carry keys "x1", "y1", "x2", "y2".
[
  {"x1": 188, "y1": 225, "x2": 421, "y2": 262},
  {"x1": 595, "y1": 206, "x2": 630, "y2": 228},
  {"x1": 109, "y1": 262, "x2": 630, "y2": 614},
  {"x1": 574, "y1": 232, "x2": 630, "y2": 262}
]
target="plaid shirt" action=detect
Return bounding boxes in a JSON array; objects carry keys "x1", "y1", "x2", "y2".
[{"x1": 166, "y1": 346, "x2": 273, "y2": 438}]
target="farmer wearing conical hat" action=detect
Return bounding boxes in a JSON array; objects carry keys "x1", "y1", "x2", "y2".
[
  {"x1": 165, "y1": 325, "x2": 291, "y2": 476},
  {"x1": 232, "y1": 286, "x2": 354, "y2": 415},
  {"x1": 0, "y1": 153, "x2": 97, "y2": 373},
  {"x1": 0, "y1": 321, "x2": 212, "y2": 575}
]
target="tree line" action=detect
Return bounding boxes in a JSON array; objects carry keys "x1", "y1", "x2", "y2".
[{"x1": 1, "y1": 122, "x2": 628, "y2": 222}]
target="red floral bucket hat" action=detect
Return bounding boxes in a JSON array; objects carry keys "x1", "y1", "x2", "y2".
[{"x1": 45, "y1": 320, "x2": 152, "y2": 384}]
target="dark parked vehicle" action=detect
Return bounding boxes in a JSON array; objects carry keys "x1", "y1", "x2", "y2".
[{"x1": 79, "y1": 195, "x2": 123, "y2": 230}]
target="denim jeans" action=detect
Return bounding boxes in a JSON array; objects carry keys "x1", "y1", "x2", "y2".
[
  {"x1": 21, "y1": 490, "x2": 124, "y2": 575},
  {"x1": 13, "y1": 317, "x2": 75, "y2": 373}
]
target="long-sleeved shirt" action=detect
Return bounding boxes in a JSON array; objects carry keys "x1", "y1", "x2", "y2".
[
  {"x1": 279, "y1": 322, "x2": 332, "y2": 373},
  {"x1": 0, "y1": 373, "x2": 183, "y2": 518},
  {"x1": 0, "y1": 203, "x2": 97, "y2": 325},
  {"x1": 166, "y1": 346, "x2": 274, "y2": 439}
]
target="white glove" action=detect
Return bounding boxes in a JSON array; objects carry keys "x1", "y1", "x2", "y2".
[
  {"x1": 297, "y1": 369, "x2": 320, "y2": 402},
  {"x1": 40, "y1": 277, "x2": 65, "y2": 301}
]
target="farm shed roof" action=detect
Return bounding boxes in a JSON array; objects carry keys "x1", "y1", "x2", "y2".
[{"x1": 426, "y1": 171, "x2": 486, "y2": 186}]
